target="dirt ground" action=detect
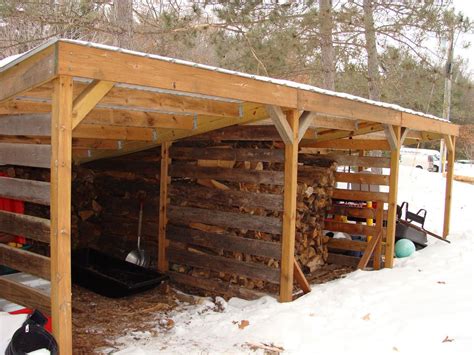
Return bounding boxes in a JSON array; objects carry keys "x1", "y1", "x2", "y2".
[{"x1": 71, "y1": 264, "x2": 354, "y2": 354}]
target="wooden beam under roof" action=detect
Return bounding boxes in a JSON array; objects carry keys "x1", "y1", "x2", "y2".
[
  {"x1": 25, "y1": 81, "x2": 243, "y2": 118},
  {"x1": 72, "y1": 80, "x2": 115, "y2": 128}
]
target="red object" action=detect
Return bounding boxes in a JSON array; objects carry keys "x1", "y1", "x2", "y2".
[
  {"x1": 9, "y1": 308, "x2": 52, "y2": 333},
  {"x1": 0, "y1": 172, "x2": 26, "y2": 244}
]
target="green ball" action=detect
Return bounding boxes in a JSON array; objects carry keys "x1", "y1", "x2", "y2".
[{"x1": 395, "y1": 239, "x2": 416, "y2": 258}]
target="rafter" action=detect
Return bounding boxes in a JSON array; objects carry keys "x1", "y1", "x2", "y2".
[{"x1": 265, "y1": 105, "x2": 294, "y2": 145}]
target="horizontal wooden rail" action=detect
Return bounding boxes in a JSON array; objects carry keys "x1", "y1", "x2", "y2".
[
  {"x1": 0, "y1": 210, "x2": 50, "y2": 243},
  {"x1": 335, "y1": 172, "x2": 389, "y2": 185},
  {"x1": 0, "y1": 244, "x2": 51, "y2": 280},
  {"x1": 0, "y1": 114, "x2": 50, "y2": 136},
  {"x1": 326, "y1": 253, "x2": 362, "y2": 268},
  {"x1": 0, "y1": 277, "x2": 51, "y2": 315},
  {"x1": 325, "y1": 220, "x2": 378, "y2": 236},
  {"x1": 170, "y1": 184, "x2": 284, "y2": 211},
  {"x1": 0, "y1": 177, "x2": 50, "y2": 205},
  {"x1": 327, "y1": 238, "x2": 368, "y2": 252},
  {"x1": 300, "y1": 154, "x2": 390, "y2": 168},
  {"x1": 169, "y1": 147, "x2": 284, "y2": 163},
  {"x1": 0, "y1": 143, "x2": 51, "y2": 168},
  {"x1": 170, "y1": 163, "x2": 284, "y2": 185},
  {"x1": 332, "y1": 188, "x2": 389, "y2": 203},
  {"x1": 167, "y1": 225, "x2": 281, "y2": 259},
  {"x1": 168, "y1": 205, "x2": 282, "y2": 234},
  {"x1": 168, "y1": 246, "x2": 280, "y2": 283}
]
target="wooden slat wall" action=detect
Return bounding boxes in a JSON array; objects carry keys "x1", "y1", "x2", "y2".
[
  {"x1": 0, "y1": 244, "x2": 51, "y2": 280},
  {"x1": 0, "y1": 177, "x2": 50, "y2": 205},
  {"x1": 0, "y1": 143, "x2": 51, "y2": 168},
  {"x1": 167, "y1": 143, "x2": 284, "y2": 291},
  {"x1": 0, "y1": 210, "x2": 50, "y2": 243},
  {"x1": 0, "y1": 277, "x2": 51, "y2": 315},
  {"x1": 317, "y1": 150, "x2": 391, "y2": 266}
]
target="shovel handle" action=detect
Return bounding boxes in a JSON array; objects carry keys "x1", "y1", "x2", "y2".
[{"x1": 137, "y1": 201, "x2": 144, "y2": 249}]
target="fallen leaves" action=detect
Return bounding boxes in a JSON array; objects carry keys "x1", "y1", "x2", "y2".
[
  {"x1": 362, "y1": 313, "x2": 371, "y2": 321},
  {"x1": 442, "y1": 336, "x2": 454, "y2": 343},
  {"x1": 437, "y1": 281, "x2": 446, "y2": 284},
  {"x1": 245, "y1": 342, "x2": 284, "y2": 354},
  {"x1": 238, "y1": 320, "x2": 250, "y2": 329}
]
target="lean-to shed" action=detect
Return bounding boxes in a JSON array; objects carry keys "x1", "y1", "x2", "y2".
[{"x1": 0, "y1": 39, "x2": 459, "y2": 354}]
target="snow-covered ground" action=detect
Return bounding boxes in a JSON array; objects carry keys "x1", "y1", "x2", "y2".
[{"x1": 114, "y1": 166, "x2": 473, "y2": 355}]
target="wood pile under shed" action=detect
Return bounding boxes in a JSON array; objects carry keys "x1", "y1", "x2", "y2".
[{"x1": 165, "y1": 137, "x2": 337, "y2": 297}]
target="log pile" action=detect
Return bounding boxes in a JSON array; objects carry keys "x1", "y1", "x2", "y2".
[{"x1": 167, "y1": 140, "x2": 337, "y2": 294}]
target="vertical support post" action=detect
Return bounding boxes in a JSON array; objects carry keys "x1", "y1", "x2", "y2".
[
  {"x1": 280, "y1": 109, "x2": 299, "y2": 302},
  {"x1": 443, "y1": 136, "x2": 455, "y2": 238},
  {"x1": 384, "y1": 126, "x2": 401, "y2": 268},
  {"x1": 50, "y1": 75, "x2": 73, "y2": 353},
  {"x1": 158, "y1": 141, "x2": 171, "y2": 272}
]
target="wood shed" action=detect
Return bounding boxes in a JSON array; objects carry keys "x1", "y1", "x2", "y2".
[{"x1": 0, "y1": 39, "x2": 459, "y2": 353}]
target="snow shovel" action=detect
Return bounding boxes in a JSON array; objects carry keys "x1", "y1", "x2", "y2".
[{"x1": 125, "y1": 196, "x2": 150, "y2": 267}]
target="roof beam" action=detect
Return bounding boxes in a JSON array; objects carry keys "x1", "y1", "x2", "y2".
[
  {"x1": 26, "y1": 82, "x2": 243, "y2": 118},
  {"x1": 266, "y1": 105, "x2": 294, "y2": 145},
  {"x1": 0, "y1": 45, "x2": 56, "y2": 104},
  {"x1": 72, "y1": 80, "x2": 114, "y2": 129}
]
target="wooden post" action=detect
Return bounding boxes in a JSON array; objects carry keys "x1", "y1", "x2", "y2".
[
  {"x1": 443, "y1": 136, "x2": 455, "y2": 238},
  {"x1": 279, "y1": 109, "x2": 299, "y2": 302},
  {"x1": 158, "y1": 142, "x2": 171, "y2": 272},
  {"x1": 50, "y1": 75, "x2": 73, "y2": 353},
  {"x1": 384, "y1": 126, "x2": 401, "y2": 268}
]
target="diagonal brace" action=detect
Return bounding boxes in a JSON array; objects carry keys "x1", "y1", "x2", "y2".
[
  {"x1": 72, "y1": 80, "x2": 115, "y2": 129},
  {"x1": 265, "y1": 105, "x2": 294, "y2": 145}
]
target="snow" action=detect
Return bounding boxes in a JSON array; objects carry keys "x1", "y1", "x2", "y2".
[
  {"x1": 455, "y1": 162, "x2": 474, "y2": 178},
  {"x1": 0, "y1": 38, "x2": 450, "y2": 124},
  {"x1": 112, "y1": 166, "x2": 473, "y2": 354}
]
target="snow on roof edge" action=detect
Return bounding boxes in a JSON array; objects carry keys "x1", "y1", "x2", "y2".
[{"x1": 1, "y1": 38, "x2": 451, "y2": 124}]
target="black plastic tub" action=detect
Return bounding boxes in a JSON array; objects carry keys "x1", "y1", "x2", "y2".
[{"x1": 72, "y1": 248, "x2": 168, "y2": 298}]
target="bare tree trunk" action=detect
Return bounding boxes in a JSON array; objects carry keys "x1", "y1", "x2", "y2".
[
  {"x1": 362, "y1": 0, "x2": 381, "y2": 101},
  {"x1": 319, "y1": 0, "x2": 336, "y2": 90},
  {"x1": 113, "y1": 0, "x2": 134, "y2": 49}
]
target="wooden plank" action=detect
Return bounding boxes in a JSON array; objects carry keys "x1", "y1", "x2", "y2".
[
  {"x1": 168, "y1": 205, "x2": 282, "y2": 234},
  {"x1": 335, "y1": 172, "x2": 389, "y2": 185},
  {"x1": 385, "y1": 126, "x2": 401, "y2": 268},
  {"x1": 74, "y1": 124, "x2": 158, "y2": 141},
  {"x1": 27, "y1": 82, "x2": 243, "y2": 118},
  {"x1": 332, "y1": 188, "x2": 389, "y2": 203},
  {"x1": 300, "y1": 153, "x2": 390, "y2": 168},
  {"x1": 0, "y1": 114, "x2": 50, "y2": 136},
  {"x1": 313, "y1": 123, "x2": 384, "y2": 143},
  {"x1": 325, "y1": 220, "x2": 378, "y2": 237},
  {"x1": 0, "y1": 143, "x2": 51, "y2": 168},
  {"x1": 167, "y1": 225, "x2": 281, "y2": 259},
  {"x1": 266, "y1": 105, "x2": 294, "y2": 145},
  {"x1": 280, "y1": 109, "x2": 299, "y2": 302},
  {"x1": 0, "y1": 277, "x2": 51, "y2": 315},
  {"x1": 373, "y1": 202, "x2": 384, "y2": 270},
  {"x1": 303, "y1": 139, "x2": 390, "y2": 150},
  {"x1": 72, "y1": 79, "x2": 115, "y2": 128},
  {"x1": 57, "y1": 41, "x2": 297, "y2": 108},
  {"x1": 327, "y1": 238, "x2": 368, "y2": 252},
  {"x1": 191, "y1": 125, "x2": 281, "y2": 141},
  {"x1": 326, "y1": 252, "x2": 360, "y2": 267},
  {"x1": 49, "y1": 75, "x2": 73, "y2": 353},
  {"x1": 293, "y1": 260, "x2": 311, "y2": 294},
  {"x1": 169, "y1": 146, "x2": 284, "y2": 163},
  {"x1": 0, "y1": 243, "x2": 50, "y2": 279},
  {"x1": 170, "y1": 184, "x2": 283, "y2": 211},
  {"x1": 401, "y1": 112, "x2": 459, "y2": 136},
  {"x1": 169, "y1": 163, "x2": 284, "y2": 185},
  {"x1": 168, "y1": 246, "x2": 280, "y2": 283},
  {"x1": 311, "y1": 115, "x2": 358, "y2": 131},
  {"x1": 329, "y1": 204, "x2": 378, "y2": 219},
  {"x1": 357, "y1": 231, "x2": 382, "y2": 269},
  {"x1": 168, "y1": 271, "x2": 267, "y2": 300},
  {"x1": 443, "y1": 136, "x2": 455, "y2": 238},
  {"x1": 158, "y1": 142, "x2": 170, "y2": 273},
  {"x1": 0, "y1": 210, "x2": 50, "y2": 243},
  {"x1": 298, "y1": 111, "x2": 315, "y2": 143},
  {"x1": 0, "y1": 177, "x2": 50, "y2": 205},
  {"x1": 0, "y1": 44, "x2": 56, "y2": 103},
  {"x1": 384, "y1": 124, "x2": 398, "y2": 151}
]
